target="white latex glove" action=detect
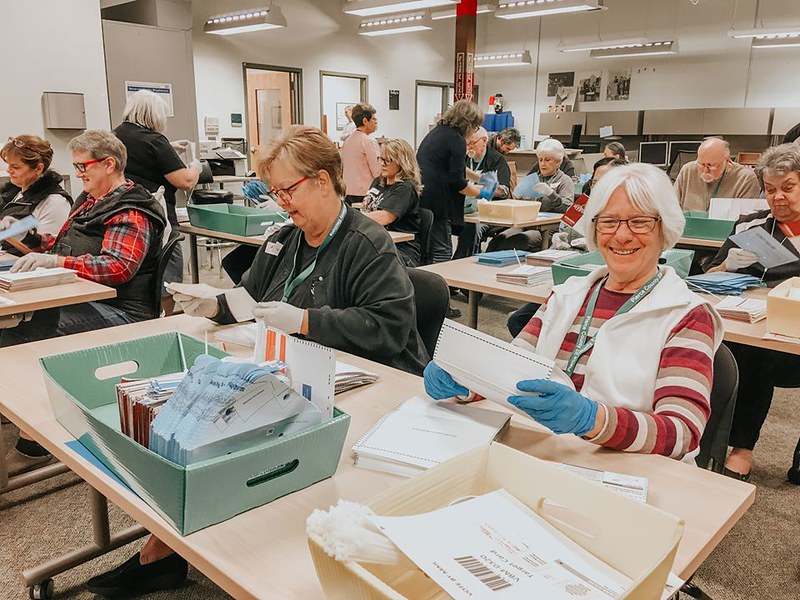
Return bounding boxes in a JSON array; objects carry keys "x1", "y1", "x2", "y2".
[
  {"x1": 0, "y1": 216, "x2": 19, "y2": 231},
  {"x1": 165, "y1": 282, "x2": 222, "y2": 318},
  {"x1": 10, "y1": 252, "x2": 58, "y2": 273},
  {"x1": 533, "y1": 182, "x2": 553, "y2": 197},
  {"x1": 189, "y1": 158, "x2": 202, "y2": 172},
  {"x1": 252, "y1": 301, "x2": 305, "y2": 335},
  {"x1": 725, "y1": 248, "x2": 759, "y2": 271},
  {"x1": 550, "y1": 232, "x2": 572, "y2": 250}
]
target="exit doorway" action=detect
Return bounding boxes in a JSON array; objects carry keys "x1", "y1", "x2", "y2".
[{"x1": 243, "y1": 63, "x2": 303, "y2": 173}]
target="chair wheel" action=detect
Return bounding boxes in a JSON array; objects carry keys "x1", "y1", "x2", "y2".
[{"x1": 29, "y1": 578, "x2": 54, "y2": 600}]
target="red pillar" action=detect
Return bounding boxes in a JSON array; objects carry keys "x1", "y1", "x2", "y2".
[{"x1": 454, "y1": 0, "x2": 477, "y2": 102}]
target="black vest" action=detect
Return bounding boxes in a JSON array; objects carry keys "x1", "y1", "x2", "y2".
[
  {"x1": 0, "y1": 170, "x2": 72, "y2": 254},
  {"x1": 52, "y1": 182, "x2": 166, "y2": 321}
]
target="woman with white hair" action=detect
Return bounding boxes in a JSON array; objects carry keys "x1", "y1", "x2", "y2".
[
  {"x1": 426, "y1": 163, "x2": 724, "y2": 461},
  {"x1": 530, "y1": 138, "x2": 575, "y2": 213},
  {"x1": 114, "y1": 90, "x2": 202, "y2": 312}
]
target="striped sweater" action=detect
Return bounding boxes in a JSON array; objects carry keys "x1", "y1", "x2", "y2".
[{"x1": 516, "y1": 284, "x2": 715, "y2": 459}]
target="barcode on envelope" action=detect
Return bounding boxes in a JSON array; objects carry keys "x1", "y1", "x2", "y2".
[{"x1": 454, "y1": 555, "x2": 513, "y2": 592}]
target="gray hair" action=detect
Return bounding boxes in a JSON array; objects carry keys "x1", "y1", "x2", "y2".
[
  {"x1": 536, "y1": 138, "x2": 565, "y2": 160},
  {"x1": 68, "y1": 130, "x2": 127, "y2": 174},
  {"x1": 122, "y1": 90, "x2": 168, "y2": 134},
  {"x1": 755, "y1": 143, "x2": 800, "y2": 184},
  {"x1": 440, "y1": 99, "x2": 484, "y2": 137},
  {"x1": 497, "y1": 127, "x2": 521, "y2": 146},
  {"x1": 583, "y1": 163, "x2": 684, "y2": 252},
  {"x1": 471, "y1": 126, "x2": 488, "y2": 141}
]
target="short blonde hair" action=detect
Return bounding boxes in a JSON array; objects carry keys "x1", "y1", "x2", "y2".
[
  {"x1": 536, "y1": 138, "x2": 565, "y2": 160},
  {"x1": 258, "y1": 125, "x2": 346, "y2": 198},
  {"x1": 584, "y1": 163, "x2": 684, "y2": 251},
  {"x1": 122, "y1": 90, "x2": 168, "y2": 134},
  {"x1": 380, "y1": 139, "x2": 422, "y2": 193},
  {"x1": 440, "y1": 99, "x2": 484, "y2": 137}
]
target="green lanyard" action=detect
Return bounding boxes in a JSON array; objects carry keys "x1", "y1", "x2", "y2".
[
  {"x1": 564, "y1": 269, "x2": 664, "y2": 377},
  {"x1": 711, "y1": 169, "x2": 726, "y2": 199},
  {"x1": 281, "y1": 203, "x2": 347, "y2": 302}
]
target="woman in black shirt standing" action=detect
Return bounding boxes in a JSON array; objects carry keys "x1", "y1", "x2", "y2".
[{"x1": 363, "y1": 139, "x2": 422, "y2": 267}]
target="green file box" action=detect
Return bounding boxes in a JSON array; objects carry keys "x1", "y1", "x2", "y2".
[
  {"x1": 682, "y1": 211, "x2": 735, "y2": 241},
  {"x1": 550, "y1": 249, "x2": 695, "y2": 286},
  {"x1": 40, "y1": 333, "x2": 350, "y2": 535},
  {"x1": 187, "y1": 204, "x2": 288, "y2": 236}
]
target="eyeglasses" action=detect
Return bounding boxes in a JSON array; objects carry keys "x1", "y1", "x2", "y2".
[
  {"x1": 72, "y1": 158, "x2": 107, "y2": 173},
  {"x1": 267, "y1": 176, "x2": 311, "y2": 203},
  {"x1": 378, "y1": 157, "x2": 392, "y2": 165},
  {"x1": 592, "y1": 216, "x2": 661, "y2": 234},
  {"x1": 697, "y1": 160, "x2": 726, "y2": 171}
]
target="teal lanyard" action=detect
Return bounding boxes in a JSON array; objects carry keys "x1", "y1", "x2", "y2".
[
  {"x1": 281, "y1": 203, "x2": 347, "y2": 302},
  {"x1": 564, "y1": 269, "x2": 664, "y2": 377},
  {"x1": 710, "y1": 170, "x2": 726, "y2": 199}
]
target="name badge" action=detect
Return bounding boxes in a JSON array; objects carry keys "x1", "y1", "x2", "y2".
[{"x1": 265, "y1": 241, "x2": 283, "y2": 256}]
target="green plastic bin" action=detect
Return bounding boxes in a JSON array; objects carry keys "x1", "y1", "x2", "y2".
[
  {"x1": 551, "y1": 249, "x2": 695, "y2": 286},
  {"x1": 40, "y1": 333, "x2": 350, "y2": 535},
  {"x1": 187, "y1": 204, "x2": 288, "y2": 236},
  {"x1": 682, "y1": 211, "x2": 734, "y2": 241}
]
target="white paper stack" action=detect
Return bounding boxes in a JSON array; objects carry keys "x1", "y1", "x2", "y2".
[
  {"x1": 496, "y1": 264, "x2": 552, "y2": 287},
  {"x1": 352, "y1": 396, "x2": 510, "y2": 477},
  {"x1": 0, "y1": 267, "x2": 76, "y2": 291},
  {"x1": 557, "y1": 463, "x2": 649, "y2": 503},
  {"x1": 715, "y1": 295, "x2": 767, "y2": 323},
  {"x1": 526, "y1": 248, "x2": 581, "y2": 266},
  {"x1": 335, "y1": 361, "x2": 378, "y2": 395}
]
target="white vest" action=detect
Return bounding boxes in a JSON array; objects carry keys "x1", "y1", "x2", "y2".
[{"x1": 532, "y1": 266, "x2": 724, "y2": 462}]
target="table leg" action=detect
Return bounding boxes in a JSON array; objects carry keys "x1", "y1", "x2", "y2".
[
  {"x1": 468, "y1": 291, "x2": 479, "y2": 329},
  {"x1": 188, "y1": 233, "x2": 199, "y2": 284},
  {"x1": 541, "y1": 225, "x2": 555, "y2": 250}
]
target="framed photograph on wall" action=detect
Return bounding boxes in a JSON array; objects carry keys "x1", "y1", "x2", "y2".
[
  {"x1": 547, "y1": 72, "x2": 575, "y2": 97},
  {"x1": 577, "y1": 72, "x2": 602, "y2": 103},
  {"x1": 606, "y1": 69, "x2": 632, "y2": 101},
  {"x1": 335, "y1": 102, "x2": 356, "y2": 130}
]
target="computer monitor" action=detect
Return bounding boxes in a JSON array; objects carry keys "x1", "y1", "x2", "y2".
[
  {"x1": 639, "y1": 141, "x2": 669, "y2": 167},
  {"x1": 668, "y1": 141, "x2": 702, "y2": 166},
  {"x1": 578, "y1": 142, "x2": 601, "y2": 153}
]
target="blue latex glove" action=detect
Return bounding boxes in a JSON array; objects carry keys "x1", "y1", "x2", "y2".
[
  {"x1": 507, "y1": 379, "x2": 598, "y2": 435},
  {"x1": 477, "y1": 185, "x2": 495, "y2": 200},
  {"x1": 477, "y1": 171, "x2": 498, "y2": 199},
  {"x1": 423, "y1": 361, "x2": 469, "y2": 400}
]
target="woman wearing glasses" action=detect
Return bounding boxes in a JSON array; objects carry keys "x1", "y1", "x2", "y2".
[
  {"x1": 426, "y1": 163, "x2": 723, "y2": 462},
  {"x1": 362, "y1": 138, "x2": 422, "y2": 267},
  {"x1": 0, "y1": 135, "x2": 72, "y2": 253}
]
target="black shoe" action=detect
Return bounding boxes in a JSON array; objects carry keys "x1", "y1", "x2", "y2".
[
  {"x1": 86, "y1": 552, "x2": 188, "y2": 598},
  {"x1": 722, "y1": 467, "x2": 751, "y2": 483},
  {"x1": 446, "y1": 306, "x2": 462, "y2": 319}
]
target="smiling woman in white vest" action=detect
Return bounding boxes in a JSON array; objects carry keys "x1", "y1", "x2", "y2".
[
  {"x1": 426, "y1": 163, "x2": 725, "y2": 463},
  {"x1": 1, "y1": 129, "x2": 165, "y2": 477}
]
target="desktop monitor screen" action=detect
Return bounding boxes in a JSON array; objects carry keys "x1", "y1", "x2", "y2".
[
  {"x1": 639, "y1": 141, "x2": 669, "y2": 167},
  {"x1": 668, "y1": 141, "x2": 702, "y2": 166}
]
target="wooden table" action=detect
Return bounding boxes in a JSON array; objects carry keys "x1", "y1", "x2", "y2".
[
  {"x1": 420, "y1": 258, "x2": 551, "y2": 328},
  {"x1": 0, "y1": 315, "x2": 754, "y2": 597},
  {"x1": 0, "y1": 278, "x2": 116, "y2": 326},
  {"x1": 677, "y1": 237, "x2": 725, "y2": 249},
  {"x1": 463, "y1": 212, "x2": 563, "y2": 229},
  {"x1": 179, "y1": 224, "x2": 413, "y2": 283}
]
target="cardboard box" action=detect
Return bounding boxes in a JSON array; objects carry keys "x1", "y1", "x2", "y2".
[
  {"x1": 478, "y1": 199, "x2": 541, "y2": 223},
  {"x1": 551, "y1": 249, "x2": 695, "y2": 286},
  {"x1": 682, "y1": 211, "x2": 735, "y2": 241},
  {"x1": 188, "y1": 204, "x2": 287, "y2": 236},
  {"x1": 308, "y1": 443, "x2": 683, "y2": 600},
  {"x1": 767, "y1": 277, "x2": 800, "y2": 338},
  {"x1": 41, "y1": 333, "x2": 350, "y2": 535}
]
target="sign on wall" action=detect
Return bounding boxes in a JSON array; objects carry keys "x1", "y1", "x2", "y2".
[
  {"x1": 606, "y1": 69, "x2": 631, "y2": 101},
  {"x1": 125, "y1": 81, "x2": 174, "y2": 117}
]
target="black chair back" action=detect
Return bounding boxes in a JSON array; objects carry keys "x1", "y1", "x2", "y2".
[
  {"x1": 417, "y1": 207, "x2": 434, "y2": 266},
  {"x1": 153, "y1": 232, "x2": 184, "y2": 318},
  {"x1": 696, "y1": 343, "x2": 738, "y2": 473},
  {"x1": 406, "y1": 268, "x2": 449, "y2": 358}
]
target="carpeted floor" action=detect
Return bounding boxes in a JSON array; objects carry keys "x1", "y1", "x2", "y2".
[{"x1": 1, "y1": 253, "x2": 799, "y2": 599}]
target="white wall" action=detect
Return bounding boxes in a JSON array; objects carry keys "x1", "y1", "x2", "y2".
[
  {"x1": 192, "y1": 0, "x2": 471, "y2": 146},
  {"x1": 0, "y1": 1, "x2": 110, "y2": 192}
]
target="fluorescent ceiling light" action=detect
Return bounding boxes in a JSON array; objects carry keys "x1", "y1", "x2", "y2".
[
  {"x1": 344, "y1": 0, "x2": 457, "y2": 17},
  {"x1": 358, "y1": 10, "x2": 433, "y2": 36},
  {"x1": 590, "y1": 40, "x2": 678, "y2": 59},
  {"x1": 204, "y1": 6, "x2": 286, "y2": 35},
  {"x1": 475, "y1": 49, "x2": 532, "y2": 68},
  {"x1": 431, "y1": 1, "x2": 498, "y2": 19},
  {"x1": 560, "y1": 37, "x2": 650, "y2": 52},
  {"x1": 496, "y1": 0, "x2": 605, "y2": 20},
  {"x1": 752, "y1": 36, "x2": 800, "y2": 49},
  {"x1": 728, "y1": 26, "x2": 800, "y2": 39}
]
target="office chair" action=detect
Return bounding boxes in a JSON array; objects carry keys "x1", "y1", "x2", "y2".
[
  {"x1": 153, "y1": 231, "x2": 184, "y2": 318},
  {"x1": 417, "y1": 207, "x2": 434, "y2": 266},
  {"x1": 406, "y1": 268, "x2": 449, "y2": 358},
  {"x1": 666, "y1": 150, "x2": 698, "y2": 182}
]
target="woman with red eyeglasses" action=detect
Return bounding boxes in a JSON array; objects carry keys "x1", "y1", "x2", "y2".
[{"x1": 0, "y1": 135, "x2": 72, "y2": 253}]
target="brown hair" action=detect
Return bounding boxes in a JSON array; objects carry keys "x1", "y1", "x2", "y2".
[
  {"x1": 1, "y1": 135, "x2": 54, "y2": 171},
  {"x1": 439, "y1": 99, "x2": 484, "y2": 137},
  {"x1": 258, "y1": 125, "x2": 346, "y2": 198},
  {"x1": 380, "y1": 139, "x2": 423, "y2": 193},
  {"x1": 351, "y1": 102, "x2": 376, "y2": 129}
]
